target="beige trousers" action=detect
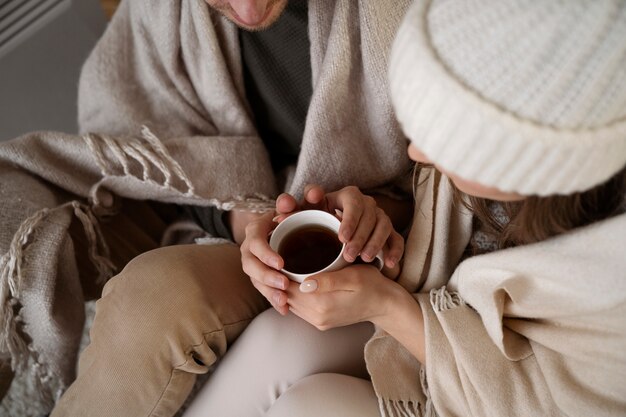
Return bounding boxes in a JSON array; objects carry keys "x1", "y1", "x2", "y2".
[
  {"x1": 184, "y1": 309, "x2": 380, "y2": 417},
  {"x1": 51, "y1": 242, "x2": 269, "y2": 417}
]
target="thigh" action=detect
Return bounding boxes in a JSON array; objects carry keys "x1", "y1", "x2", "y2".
[
  {"x1": 184, "y1": 309, "x2": 374, "y2": 417},
  {"x1": 94, "y1": 243, "x2": 270, "y2": 355},
  {"x1": 266, "y1": 373, "x2": 380, "y2": 417},
  {"x1": 55, "y1": 244, "x2": 270, "y2": 417}
]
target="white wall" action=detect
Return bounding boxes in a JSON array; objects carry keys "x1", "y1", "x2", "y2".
[{"x1": 0, "y1": 0, "x2": 106, "y2": 141}]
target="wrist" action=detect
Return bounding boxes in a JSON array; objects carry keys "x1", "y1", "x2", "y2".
[
  {"x1": 371, "y1": 283, "x2": 426, "y2": 363},
  {"x1": 371, "y1": 281, "x2": 411, "y2": 328}
]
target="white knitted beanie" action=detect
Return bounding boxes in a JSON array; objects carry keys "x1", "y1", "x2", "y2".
[{"x1": 390, "y1": 0, "x2": 626, "y2": 196}]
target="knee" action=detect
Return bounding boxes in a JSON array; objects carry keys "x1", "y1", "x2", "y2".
[
  {"x1": 96, "y1": 245, "x2": 242, "y2": 345},
  {"x1": 241, "y1": 309, "x2": 372, "y2": 377},
  {"x1": 266, "y1": 374, "x2": 378, "y2": 417},
  {"x1": 104, "y1": 244, "x2": 240, "y2": 304}
]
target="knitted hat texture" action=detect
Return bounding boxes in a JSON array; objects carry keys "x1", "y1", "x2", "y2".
[{"x1": 390, "y1": 0, "x2": 626, "y2": 196}]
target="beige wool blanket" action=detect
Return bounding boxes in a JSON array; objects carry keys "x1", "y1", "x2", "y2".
[
  {"x1": 366, "y1": 170, "x2": 626, "y2": 416},
  {"x1": 0, "y1": 0, "x2": 412, "y2": 413}
]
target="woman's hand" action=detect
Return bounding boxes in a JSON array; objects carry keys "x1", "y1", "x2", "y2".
[
  {"x1": 274, "y1": 185, "x2": 405, "y2": 269},
  {"x1": 287, "y1": 265, "x2": 426, "y2": 362},
  {"x1": 286, "y1": 265, "x2": 402, "y2": 330}
]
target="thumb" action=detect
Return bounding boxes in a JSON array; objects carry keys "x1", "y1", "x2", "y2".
[{"x1": 299, "y1": 273, "x2": 340, "y2": 294}]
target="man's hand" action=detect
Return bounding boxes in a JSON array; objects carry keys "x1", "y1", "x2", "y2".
[
  {"x1": 239, "y1": 212, "x2": 290, "y2": 315},
  {"x1": 274, "y1": 185, "x2": 405, "y2": 268},
  {"x1": 228, "y1": 210, "x2": 264, "y2": 245}
]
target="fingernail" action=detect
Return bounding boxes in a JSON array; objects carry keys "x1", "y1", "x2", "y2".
[
  {"x1": 346, "y1": 247, "x2": 358, "y2": 260},
  {"x1": 299, "y1": 280, "x2": 318, "y2": 293},
  {"x1": 361, "y1": 251, "x2": 373, "y2": 262},
  {"x1": 334, "y1": 209, "x2": 343, "y2": 219},
  {"x1": 272, "y1": 215, "x2": 280, "y2": 223}
]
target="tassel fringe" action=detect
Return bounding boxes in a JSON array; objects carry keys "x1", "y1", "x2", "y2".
[
  {"x1": 430, "y1": 286, "x2": 465, "y2": 312},
  {"x1": 378, "y1": 398, "x2": 423, "y2": 417},
  {"x1": 83, "y1": 127, "x2": 276, "y2": 212},
  {"x1": 420, "y1": 366, "x2": 438, "y2": 417},
  {"x1": 0, "y1": 201, "x2": 116, "y2": 407}
]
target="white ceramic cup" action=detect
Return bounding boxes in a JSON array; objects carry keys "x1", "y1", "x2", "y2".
[{"x1": 269, "y1": 209, "x2": 384, "y2": 282}]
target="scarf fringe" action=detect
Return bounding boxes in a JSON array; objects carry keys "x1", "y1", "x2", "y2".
[
  {"x1": 420, "y1": 367, "x2": 438, "y2": 417},
  {"x1": 377, "y1": 374, "x2": 438, "y2": 417},
  {"x1": 430, "y1": 286, "x2": 465, "y2": 312},
  {"x1": 378, "y1": 398, "x2": 423, "y2": 417},
  {"x1": 0, "y1": 201, "x2": 116, "y2": 407}
]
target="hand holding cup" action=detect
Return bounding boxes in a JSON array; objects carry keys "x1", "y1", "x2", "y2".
[{"x1": 240, "y1": 184, "x2": 404, "y2": 315}]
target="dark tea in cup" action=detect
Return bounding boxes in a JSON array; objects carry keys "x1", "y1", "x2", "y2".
[{"x1": 278, "y1": 225, "x2": 342, "y2": 274}]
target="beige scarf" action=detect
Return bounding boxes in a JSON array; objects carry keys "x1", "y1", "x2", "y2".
[
  {"x1": 366, "y1": 170, "x2": 626, "y2": 416},
  {"x1": 0, "y1": 0, "x2": 412, "y2": 412}
]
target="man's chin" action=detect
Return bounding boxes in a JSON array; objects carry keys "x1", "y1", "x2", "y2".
[{"x1": 221, "y1": 1, "x2": 287, "y2": 32}]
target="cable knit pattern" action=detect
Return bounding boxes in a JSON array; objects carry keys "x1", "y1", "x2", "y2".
[
  {"x1": 428, "y1": 0, "x2": 626, "y2": 129},
  {"x1": 389, "y1": 0, "x2": 626, "y2": 196}
]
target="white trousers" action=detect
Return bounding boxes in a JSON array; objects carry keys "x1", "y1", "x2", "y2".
[{"x1": 184, "y1": 309, "x2": 381, "y2": 417}]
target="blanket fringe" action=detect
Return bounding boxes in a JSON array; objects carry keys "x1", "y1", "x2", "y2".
[
  {"x1": 71, "y1": 202, "x2": 117, "y2": 285},
  {"x1": 84, "y1": 128, "x2": 278, "y2": 213},
  {"x1": 0, "y1": 208, "x2": 60, "y2": 410},
  {"x1": 83, "y1": 127, "x2": 197, "y2": 198},
  {"x1": 0, "y1": 208, "x2": 49, "y2": 371},
  {"x1": 141, "y1": 126, "x2": 196, "y2": 195},
  {"x1": 0, "y1": 201, "x2": 116, "y2": 407}
]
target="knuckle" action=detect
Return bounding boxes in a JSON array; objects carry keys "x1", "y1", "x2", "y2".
[
  {"x1": 244, "y1": 221, "x2": 256, "y2": 236},
  {"x1": 250, "y1": 279, "x2": 263, "y2": 292},
  {"x1": 350, "y1": 235, "x2": 367, "y2": 248},
  {"x1": 312, "y1": 316, "x2": 329, "y2": 330},
  {"x1": 248, "y1": 239, "x2": 265, "y2": 256},
  {"x1": 346, "y1": 268, "x2": 361, "y2": 283},
  {"x1": 377, "y1": 209, "x2": 391, "y2": 225},
  {"x1": 261, "y1": 270, "x2": 275, "y2": 285},
  {"x1": 320, "y1": 277, "x2": 334, "y2": 292},
  {"x1": 262, "y1": 255, "x2": 275, "y2": 267}
]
